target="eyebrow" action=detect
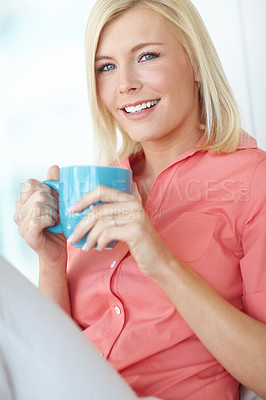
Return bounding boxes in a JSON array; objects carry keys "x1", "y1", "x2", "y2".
[{"x1": 95, "y1": 42, "x2": 164, "y2": 62}]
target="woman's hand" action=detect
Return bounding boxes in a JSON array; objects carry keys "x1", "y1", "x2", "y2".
[
  {"x1": 14, "y1": 165, "x2": 67, "y2": 268},
  {"x1": 68, "y1": 183, "x2": 174, "y2": 278}
]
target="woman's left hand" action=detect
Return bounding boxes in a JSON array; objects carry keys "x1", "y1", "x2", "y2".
[{"x1": 68, "y1": 183, "x2": 173, "y2": 278}]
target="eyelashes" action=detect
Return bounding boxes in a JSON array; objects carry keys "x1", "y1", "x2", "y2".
[
  {"x1": 139, "y1": 51, "x2": 160, "y2": 62},
  {"x1": 96, "y1": 62, "x2": 116, "y2": 73},
  {"x1": 96, "y1": 51, "x2": 161, "y2": 73}
]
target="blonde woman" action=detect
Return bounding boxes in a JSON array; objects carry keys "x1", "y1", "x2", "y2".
[{"x1": 2, "y1": 0, "x2": 265, "y2": 399}]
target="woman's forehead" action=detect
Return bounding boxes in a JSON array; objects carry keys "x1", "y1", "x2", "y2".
[{"x1": 96, "y1": 7, "x2": 176, "y2": 55}]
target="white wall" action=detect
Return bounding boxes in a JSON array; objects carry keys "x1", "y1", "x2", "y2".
[
  {"x1": 0, "y1": 0, "x2": 96, "y2": 283},
  {"x1": 0, "y1": 0, "x2": 265, "y2": 284},
  {"x1": 192, "y1": 0, "x2": 266, "y2": 149}
]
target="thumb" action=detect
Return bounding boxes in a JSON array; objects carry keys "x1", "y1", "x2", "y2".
[{"x1": 46, "y1": 165, "x2": 60, "y2": 181}]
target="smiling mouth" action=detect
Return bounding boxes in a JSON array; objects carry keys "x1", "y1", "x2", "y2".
[{"x1": 124, "y1": 99, "x2": 160, "y2": 114}]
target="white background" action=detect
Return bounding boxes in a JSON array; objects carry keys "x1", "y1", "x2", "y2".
[{"x1": 0, "y1": 0, "x2": 265, "y2": 284}]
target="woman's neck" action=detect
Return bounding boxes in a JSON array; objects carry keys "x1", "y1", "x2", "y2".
[
  {"x1": 137, "y1": 129, "x2": 201, "y2": 179},
  {"x1": 132, "y1": 129, "x2": 201, "y2": 204}
]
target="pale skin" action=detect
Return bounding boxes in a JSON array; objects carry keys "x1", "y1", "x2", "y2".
[{"x1": 14, "y1": 6, "x2": 266, "y2": 398}]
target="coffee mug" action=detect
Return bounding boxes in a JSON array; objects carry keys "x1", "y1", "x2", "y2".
[{"x1": 44, "y1": 165, "x2": 132, "y2": 248}]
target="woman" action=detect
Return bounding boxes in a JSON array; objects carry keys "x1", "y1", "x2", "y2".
[{"x1": 5, "y1": 0, "x2": 266, "y2": 399}]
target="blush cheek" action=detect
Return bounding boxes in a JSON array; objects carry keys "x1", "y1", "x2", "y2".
[
  {"x1": 142, "y1": 67, "x2": 167, "y2": 91},
  {"x1": 142, "y1": 65, "x2": 183, "y2": 96}
]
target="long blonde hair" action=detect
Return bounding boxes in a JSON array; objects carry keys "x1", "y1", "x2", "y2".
[{"x1": 85, "y1": 0, "x2": 241, "y2": 165}]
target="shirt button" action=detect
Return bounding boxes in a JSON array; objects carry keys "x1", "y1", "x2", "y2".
[
  {"x1": 110, "y1": 261, "x2": 117, "y2": 269},
  {"x1": 115, "y1": 306, "x2": 121, "y2": 315}
]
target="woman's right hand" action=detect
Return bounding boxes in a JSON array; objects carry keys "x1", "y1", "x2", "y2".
[{"x1": 14, "y1": 165, "x2": 67, "y2": 268}]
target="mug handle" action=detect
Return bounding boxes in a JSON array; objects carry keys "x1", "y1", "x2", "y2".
[{"x1": 43, "y1": 180, "x2": 63, "y2": 234}]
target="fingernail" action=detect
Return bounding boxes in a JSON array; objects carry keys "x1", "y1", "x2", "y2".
[
  {"x1": 95, "y1": 244, "x2": 102, "y2": 252},
  {"x1": 82, "y1": 243, "x2": 89, "y2": 252},
  {"x1": 67, "y1": 205, "x2": 77, "y2": 213},
  {"x1": 68, "y1": 234, "x2": 75, "y2": 243}
]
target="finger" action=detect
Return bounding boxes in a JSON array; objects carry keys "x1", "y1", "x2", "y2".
[
  {"x1": 14, "y1": 203, "x2": 53, "y2": 226},
  {"x1": 18, "y1": 211, "x2": 57, "y2": 241},
  {"x1": 46, "y1": 165, "x2": 60, "y2": 181},
  {"x1": 16, "y1": 198, "x2": 58, "y2": 228},
  {"x1": 17, "y1": 166, "x2": 59, "y2": 206},
  {"x1": 15, "y1": 190, "x2": 58, "y2": 225},
  {"x1": 24, "y1": 190, "x2": 58, "y2": 215},
  {"x1": 29, "y1": 201, "x2": 59, "y2": 221},
  {"x1": 29, "y1": 190, "x2": 58, "y2": 210},
  {"x1": 68, "y1": 201, "x2": 143, "y2": 244},
  {"x1": 81, "y1": 217, "x2": 115, "y2": 251},
  {"x1": 96, "y1": 220, "x2": 140, "y2": 251},
  {"x1": 90, "y1": 201, "x2": 143, "y2": 219},
  {"x1": 17, "y1": 179, "x2": 51, "y2": 204},
  {"x1": 45, "y1": 165, "x2": 61, "y2": 202},
  {"x1": 68, "y1": 185, "x2": 134, "y2": 213}
]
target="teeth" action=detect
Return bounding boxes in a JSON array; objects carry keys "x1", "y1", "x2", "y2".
[{"x1": 125, "y1": 99, "x2": 159, "y2": 114}]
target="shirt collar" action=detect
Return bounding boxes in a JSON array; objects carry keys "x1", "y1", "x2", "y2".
[
  {"x1": 119, "y1": 132, "x2": 258, "y2": 171},
  {"x1": 237, "y1": 131, "x2": 258, "y2": 150}
]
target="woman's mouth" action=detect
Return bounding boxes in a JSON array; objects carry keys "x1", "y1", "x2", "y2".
[{"x1": 123, "y1": 99, "x2": 160, "y2": 114}]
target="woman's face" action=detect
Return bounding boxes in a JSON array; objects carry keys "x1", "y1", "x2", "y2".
[{"x1": 95, "y1": 7, "x2": 200, "y2": 145}]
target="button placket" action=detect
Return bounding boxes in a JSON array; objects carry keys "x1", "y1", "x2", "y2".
[{"x1": 99, "y1": 244, "x2": 128, "y2": 358}]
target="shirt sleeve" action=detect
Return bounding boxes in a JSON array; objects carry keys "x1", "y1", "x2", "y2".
[{"x1": 240, "y1": 157, "x2": 266, "y2": 323}]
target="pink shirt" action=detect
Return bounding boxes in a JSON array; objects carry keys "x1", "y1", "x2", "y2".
[{"x1": 68, "y1": 133, "x2": 266, "y2": 400}]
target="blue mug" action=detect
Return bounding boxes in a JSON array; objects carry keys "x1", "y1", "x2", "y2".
[{"x1": 44, "y1": 165, "x2": 132, "y2": 248}]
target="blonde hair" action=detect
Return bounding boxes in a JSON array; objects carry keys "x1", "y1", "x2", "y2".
[{"x1": 85, "y1": 0, "x2": 241, "y2": 165}]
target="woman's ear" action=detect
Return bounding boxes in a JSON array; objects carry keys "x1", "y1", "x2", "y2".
[{"x1": 194, "y1": 68, "x2": 201, "y2": 83}]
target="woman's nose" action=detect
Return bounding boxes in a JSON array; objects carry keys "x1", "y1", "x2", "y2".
[{"x1": 117, "y1": 66, "x2": 142, "y2": 94}]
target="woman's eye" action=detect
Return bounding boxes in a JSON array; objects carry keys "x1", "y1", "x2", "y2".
[
  {"x1": 139, "y1": 52, "x2": 160, "y2": 62},
  {"x1": 97, "y1": 63, "x2": 116, "y2": 73}
]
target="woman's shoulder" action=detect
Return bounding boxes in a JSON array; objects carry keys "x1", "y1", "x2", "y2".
[
  {"x1": 235, "y1": 132, "x2": 266, "y2": 178},
  {"x1": 209, "y1": 132, "x2": 266, "y2": 172},
  {"x1": 236, "y1": 131, "x2": 266, "y2": 161}
]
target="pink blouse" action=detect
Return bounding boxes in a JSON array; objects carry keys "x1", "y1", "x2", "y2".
[{"x1": 68, "y1": 133, "x2": 266, "y2": 400}]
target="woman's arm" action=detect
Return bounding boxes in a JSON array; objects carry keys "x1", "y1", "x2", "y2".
[
  {"x1": 151, "y1": 252, "x2": 266, "y2": 398},
  {"x1": 68, "y1": 183, "x2": 266, "y2": 398},
  {"x1": 14, "y1": 166, "x2": 70, "y2": 314},
  {"x1": 39, "y1": 256, "x2": 71, "y2": 316}
]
